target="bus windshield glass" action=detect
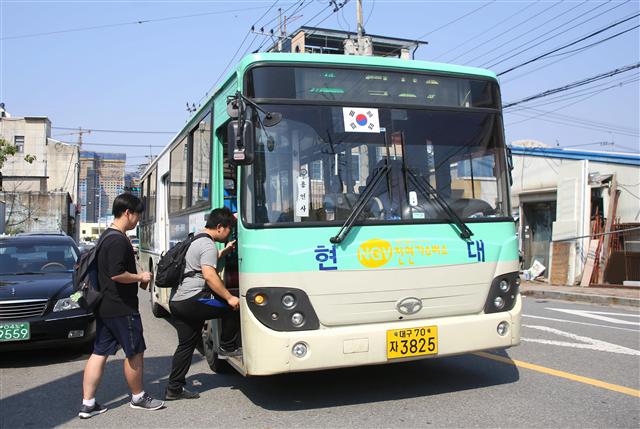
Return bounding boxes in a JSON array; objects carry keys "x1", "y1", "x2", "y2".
[{"x1": 243, "y1": 104, "x2": 509, "y2": 226}]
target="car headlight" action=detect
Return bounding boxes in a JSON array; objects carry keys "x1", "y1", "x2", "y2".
[{"x1": 53, "y1": 297, "x2": 81, "y2": 312}]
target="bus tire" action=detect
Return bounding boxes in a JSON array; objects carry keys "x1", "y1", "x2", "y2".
[
  {"x1": 202, "y1": 321, "x2": 233, "y2": 374},
  {"x1": 150, "y1": 285, "x2": 170, "y2": 319}
]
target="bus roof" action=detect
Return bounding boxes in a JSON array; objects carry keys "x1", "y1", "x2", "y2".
[
  {"x1": 234, "y1": 52, "x2": 498, "y2": 82},
  {"x1": 141, "y1": 53, "x2": 498, "y2": 179}
]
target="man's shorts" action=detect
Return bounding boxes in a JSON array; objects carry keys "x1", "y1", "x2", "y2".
[{"x1": 93, "y1": 313, "x2": 146, "y2": 358}]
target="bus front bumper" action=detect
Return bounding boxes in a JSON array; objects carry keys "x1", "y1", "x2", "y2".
[{"x1": 241, "y1": 294, "x2": 522, "y2": 376}]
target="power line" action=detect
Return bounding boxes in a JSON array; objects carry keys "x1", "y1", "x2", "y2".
[
  {"x1": 480, "y1": 0, "x2": 613, "y2": 68},
  {"x1": 506, "y1": 74, "x2": 639, "y2": 111},
  {"x1": 497, "y1": 13, "x2": 640, "y2": 76},
  {"x1": 544, "y1": 24, "x2": 640, "y2": 60},
  {"x1": 417, "y1": 1, "x2": 495, "y2": 40},
  {"x1": 500, "y1": 23, "x2": 639, "y2": 84},
  {"x1": 504, "y1": 78, "x2": 640, "y2": 136},
  {"x1": 507, "y1": 106, "x2": 639, "y2": 135},
  {"x1": 285, "y1": 1, "x2": 350, "y2": 46},
  {"x1": 195, "y1": 1, "x2": 284, "y2": 107},
  {"x1": 507, "y1": 110, "x2": 639, "y2": 137},
  {"x1": 1, "y1": 5, "x2": 273, "y2": 41},
  {"x1": 503, "y1": 63, "x2": 640, "y2": 108},
  {"x1": 459, "y1": 0, "x2": 566, "y2": 65},
  {"x1": 433, "y1": 1, "x2": 539, "y2": 62},
  {"x1": 387, "y1": 1, "x2": 495, "y2": 59},
  {"x1": 52, "y1": 126, "x2": 175, "y2": 135},
  {"x1": 63, "y1": 141, "x2": 165, "y2": 148}
]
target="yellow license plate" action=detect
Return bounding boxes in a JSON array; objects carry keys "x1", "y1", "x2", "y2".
[{"x1": 386, "y1": 326, "x2": 438, "y2": 359}]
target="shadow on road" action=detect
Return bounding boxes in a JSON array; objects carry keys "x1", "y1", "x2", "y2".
[
  {"x1": 204, "y1": 348, "x2": 520, "y2": 411},
  {"x1": 0, "y1": 348, "x2": 519, "y2": 427},
  {"x1": 0, "y1": 351, "x2": 177, "y2": 428}
]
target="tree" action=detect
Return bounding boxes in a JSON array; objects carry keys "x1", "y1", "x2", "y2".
[{"x1": 0, "y1": 137, "x2": 36, "y2": 191}]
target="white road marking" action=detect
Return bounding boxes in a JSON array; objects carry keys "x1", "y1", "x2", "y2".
[
  {"x1": 547, "y1": 308, "x2": 640, "y2": 326},
  {"x1": 522, "y1": 314, "x2": 639, "y2": 332},
  {"x1": 522, "y1": 324, "x2": 640, "y2": 356}
]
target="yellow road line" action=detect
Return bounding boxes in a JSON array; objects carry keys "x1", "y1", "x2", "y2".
[{"x1": 473, "y1": 351, "x2": 640, "y2": 398}]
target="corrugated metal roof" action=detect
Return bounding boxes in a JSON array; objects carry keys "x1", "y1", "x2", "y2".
[{"x1": 510, "y1": 146, "x2": 640, "y2": 166}]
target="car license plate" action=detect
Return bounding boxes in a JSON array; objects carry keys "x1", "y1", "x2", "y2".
[
  {"x1": 0, "y1": 322, "x2": 31, "y2": 342},
  {"x1": 387, "y1": 326, "x2": 437, "y2": 359}
]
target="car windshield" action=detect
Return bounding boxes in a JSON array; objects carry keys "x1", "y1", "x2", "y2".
[
  {"x1": 0, "y1": 242, "x2": 78, "y2": 275},
  {"x1": 242, "y1": 104, "x2": 509, "y2": 226}
]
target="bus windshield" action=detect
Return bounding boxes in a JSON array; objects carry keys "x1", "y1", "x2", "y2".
[{"x1": 243, "y1": 104, "x2": 509, "y2": 226}]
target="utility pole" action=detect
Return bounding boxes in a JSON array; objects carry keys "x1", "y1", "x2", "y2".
[
  {"x1": 344, "y1": 0, "x2": 372, "y2": 56},
  {"x1": 357, "y1": 0, "x2": 364, "y2": 41},
  {"x1": 73, "y1": 127, "x2": 90, "y2": 241},
  {"x1": 277, "y1": 8, "x2": 283, "y2": 52}
]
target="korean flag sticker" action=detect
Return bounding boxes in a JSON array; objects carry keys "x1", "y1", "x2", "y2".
[{"x1": 343, "y1": 107, "x2": 380, "y2": 133}]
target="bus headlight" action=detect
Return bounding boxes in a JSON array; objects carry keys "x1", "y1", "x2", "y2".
[
  {"x1": 247, "y1": 287, "x2": 319, "y2": 331},
  {"x1": 282, "y1": 294, "x2": 296, "y2": 309},
  {"x1": 484, "y1": 272, "x2": 520, "y2": 314},
  {"x1": 291, "y1": 312, "x2": 305, "y2": 327}
]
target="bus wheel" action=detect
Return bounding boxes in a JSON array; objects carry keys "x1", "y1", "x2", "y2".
[
  {"x1": 202, "y1": 321, "x2": 233, "y2": 374},
  {"x1": 150, "y1": 286, "x2": 170, "y2": 318}
]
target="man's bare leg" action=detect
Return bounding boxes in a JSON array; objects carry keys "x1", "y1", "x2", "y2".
[{"x1": 82, "y1": 354, "x2": 108, "y2": 400}]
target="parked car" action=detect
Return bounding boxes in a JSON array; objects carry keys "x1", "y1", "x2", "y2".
[
  {"x1": 0, "y1": 233, "x2": 95, "y2": 351},
  {"x1": 77, "y1": 241, "x2": 96, "y2": 255}
]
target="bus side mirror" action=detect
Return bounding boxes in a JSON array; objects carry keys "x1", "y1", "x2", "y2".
[{"x1": 227, "y1": 120, "x2": 255, "y2": 165}]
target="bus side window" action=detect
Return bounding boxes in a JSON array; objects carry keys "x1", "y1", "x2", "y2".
[
  {"x1": 224, "y1": 178, "x2": 237, "y2": 212},
  {"x1": 220, "y1": 123, "x2": 238, "y2": 214}
]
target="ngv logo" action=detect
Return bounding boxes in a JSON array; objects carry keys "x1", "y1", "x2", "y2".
[
  {"x1": 396, "y1": 297, "x2": 423, "y2": 315},
  {"x1": 357, "y1": 238, "x2": 392, "y2": 268}
]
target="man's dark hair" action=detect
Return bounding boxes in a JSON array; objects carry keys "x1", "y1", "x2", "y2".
[
  {"x1": 206, "y1": 207, "x2": 235, "y2": 229},
  {"x1": 112, "y1": 193, "x2": 145, "y2": 218}
]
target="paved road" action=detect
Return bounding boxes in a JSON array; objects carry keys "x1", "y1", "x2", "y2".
[{"x1": 1, "y1": 293, "x2": 638, "y2": 428}]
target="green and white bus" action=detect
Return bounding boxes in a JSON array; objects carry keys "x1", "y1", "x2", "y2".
[{"x1": 139, "y1": 52, "x2": 521, "y2": 376}]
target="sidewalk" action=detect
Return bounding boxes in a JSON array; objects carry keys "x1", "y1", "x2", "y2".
[{"x1": 520, "y1": 280, "x2": 640, "y2": 308}]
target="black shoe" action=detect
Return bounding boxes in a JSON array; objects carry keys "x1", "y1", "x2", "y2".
[
  {"x1": 165, "y1": 387, "x2": 200, "y2": 401},
  {"x1": 218, "y1": 346, "x2": 242, "y2": 357},
  {"x1": 78, "y1": 402, "x2": 107, "y2": 419}
]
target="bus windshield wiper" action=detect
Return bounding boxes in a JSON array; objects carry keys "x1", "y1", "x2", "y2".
[
  {"x1": 405, "y1": 168, "x2": 474, "y2": 240},
  {"x1": 330, "y1": 165, "x2": 390, "y2": 244}
]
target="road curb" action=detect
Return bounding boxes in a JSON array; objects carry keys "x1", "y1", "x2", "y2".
[{"x1": 521, "y1": 289, "x2": 640, "y2": 308}]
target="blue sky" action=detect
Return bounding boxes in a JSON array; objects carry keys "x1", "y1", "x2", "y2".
[{"x1": 1, "y1": 0, "x2": 638, "y2": 172}]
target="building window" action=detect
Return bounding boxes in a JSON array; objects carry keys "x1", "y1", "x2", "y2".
[{"x1": 14, "y1": 136, "x2": 24, "y2": 153}]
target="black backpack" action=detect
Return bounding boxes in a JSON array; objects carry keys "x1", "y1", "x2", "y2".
[
  {"x1": 154, "y1": 233, "x2": 213, "y2": 288},
  {"x1": 71, "y1": 229, "x2": 121, "y2": 311}
]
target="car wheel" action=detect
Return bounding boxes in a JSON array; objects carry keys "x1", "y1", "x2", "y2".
[{"x1": 202, "y1": 321, "x2": 233, "y2": 374}]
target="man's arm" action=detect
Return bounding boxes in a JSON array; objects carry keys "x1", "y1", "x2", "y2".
[
  {"x1": 218, "y1": 240, "x2": 236, "y2": 259},
  {"x1": 202, "y1": 265, "x2": 239, "y2": 310},
  {"x1": 111, "y1": 271, "x2": 151, "y2": 284}
]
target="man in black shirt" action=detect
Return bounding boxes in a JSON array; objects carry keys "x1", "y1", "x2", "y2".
[{"x1": 79, "y1": 193, "x2": 163, "y2": 419}]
